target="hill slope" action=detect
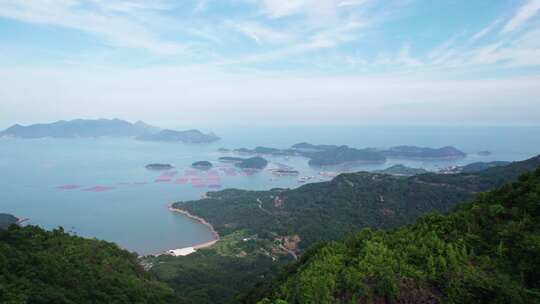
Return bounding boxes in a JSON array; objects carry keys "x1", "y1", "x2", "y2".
[
  {"x1": 174, "y1": 155, "x2": 540, "y2": 251},
  {"x1": 250, "y1": 166, "x2": 540, "y2": 304},
  {"x1": 0, "y1": 225, "x2": 176, "y2": 303},
  {"x1": 155, "y1": 156, "x2": 539, "y2": 303}
]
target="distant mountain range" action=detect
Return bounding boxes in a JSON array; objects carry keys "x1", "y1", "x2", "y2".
[
  {"x1": 227, "y1": 142, "x2": 466, "y2": 167},
  {"x1": 0, "y1": 119, "x2": 220, "y2": 143}
]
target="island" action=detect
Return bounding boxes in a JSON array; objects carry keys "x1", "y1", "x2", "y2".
[
  {"x1": 225, "y1": 143, "x2": 467, "y2": 167},
  {"x1": 0, "y1": 119, "x2": 158, "y2": 138},
  {"x1": 217, "y1": 156, "x2": 268, "y2": 169},
  {"x1": 236, "y1": 157, "x2": 268, "y2": 169},
  {"x1": 145, "y1": 163, "x2": 174, "y2": 170},
  {"x1": 0, "y1": 119, "x2": 221, "y2": 144},
  {"x1": 0, "y1": 213, "x2": 18, "y2": 229},
  {"x1": 380, "y1": 145, "x2": 466, "y2": 159},
  {"x1": 374, "y1": 164, "x2": 429, "y2": 176},
  {"x1": 192, "y1": 161, "x2": 213, "y2": 170},
  {"x1": 136, "y1": 129, "x2": 220, "y2": 144},
  {"x1": 306, "y1": 145, "x2": 386, "y2": 166}
]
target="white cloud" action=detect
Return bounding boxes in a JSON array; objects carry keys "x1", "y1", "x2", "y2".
[
  {"x1": 397, "y1": 44, "x2": 421, "y2": 66},
  {"x1": 249, "y1": 0, "x2": 371, "y2": 20},
  {"x1": 228, "y1": 21, "x2": 294, "y2": 44},
  {"x1": 470, "y1": 19, "x2": 501, "y2": 42},
  {"x1": 222, "y1": 18, "x2": 367, "y2": 64},
  {"x1": 0, "y1": 0, "x2": 186, "y2": 54},
  {"x1": 502, "y1": 0, "x2": 540, "y2": 34}
]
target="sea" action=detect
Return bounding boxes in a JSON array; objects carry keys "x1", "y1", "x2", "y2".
[{"x1": 1, "y1": 125, "x2": 539, "y2": 255}]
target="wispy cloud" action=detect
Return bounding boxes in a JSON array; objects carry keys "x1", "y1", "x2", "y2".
[
  {"x1": 228, "y1": 21, "x2": 295, "y2": 45},
  {"x1": 470, "y1": 19, "x2": 501, "y2": 42},
  {"x1": 0, "y1": 0, "x2": 186, "y2": 54},
  {"x1": 502, "y1": 0, "x2": 540, "y2": 34}
]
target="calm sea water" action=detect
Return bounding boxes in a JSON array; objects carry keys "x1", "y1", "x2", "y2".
[{"x1": 1, "y1": 125, "x2": 539, "y2": 255}]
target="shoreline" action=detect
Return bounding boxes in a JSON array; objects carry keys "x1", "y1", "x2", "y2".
[{"x1": 162, "y1": 204, "x2": 220, "y2": 255}]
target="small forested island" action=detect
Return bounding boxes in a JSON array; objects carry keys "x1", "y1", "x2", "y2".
[
  {"x1": 145, "y1": 163, "x2": 174, "y2": 170},
  {"x1": 218, "y1": 156, "x2": 269, "y2": 169},
  {"x1": 0, "y1": 118, "x2": 220, "y2": 144},
  {"x1": 192, "y1": 161, "x2": 213, "y2": 170},
  {"x1": 229, "y1": 143, "x2": 467, "y2": 167},
  {"x1": 0, "y1": 213, "x2": 18, "y2": 229},
  {"x1": 374, "y1": 164, "x2": 429, "y2": 176},
  {"x1": 136, "y1": 129, "x2": 220, "y2": 143},
  {"x1": 235, "y1": 156, "x2": 268, "y2": 169}
]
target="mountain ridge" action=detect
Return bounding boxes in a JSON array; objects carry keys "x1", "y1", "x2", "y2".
[{"x1": 0, "y1": 119, "x2": 220, "y2": 143}]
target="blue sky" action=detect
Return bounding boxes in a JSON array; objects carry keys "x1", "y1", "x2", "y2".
[{"x1": 0, "y1": 0, "x2": 539, "y2": 127}]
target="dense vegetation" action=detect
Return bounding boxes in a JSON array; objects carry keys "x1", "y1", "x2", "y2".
[
  {"x1": 0, "y1": 225, "x2": 176, "y2": 303},
  {"x1": 373, "y1": 164, "x2": 428, "y2": 176},
  {"x1": 157, "y1": 156, "x2": 540, "y2": 303},
  {"x1": 250, "y1": 166, "x2": 540, "y2": 303},
  {"x1": 0, "y1": 214, "x2": 17, "y2": 229},
  {"x1": 150, "y1": 239, "x2": 284, "y2": 304},
  {"x1": 175, "y1": 156, "x2": 540, "y2": 250},
  {"x1": 460, "y1": 161, "x2": 511, "y2": 173}
]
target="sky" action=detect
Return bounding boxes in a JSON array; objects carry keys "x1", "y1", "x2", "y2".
[{"x1": 0, "y1": 0, "x2": 539, "y2": 127}]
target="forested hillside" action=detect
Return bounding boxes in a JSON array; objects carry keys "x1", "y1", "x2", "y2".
[
  {"x1": 175, "y1": 155, "x2": 540, "y2": 250},
  {"x1": 153, "y1": 155, "x2": 540, "y2": 303},
  {"x1": 250, "y1": 166, "x2": 540, "y2": 303},
  {"x1": 0, "y1": 225, "x2": 177, "y2": 303}
]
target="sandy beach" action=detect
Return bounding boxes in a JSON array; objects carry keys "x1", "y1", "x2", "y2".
[{"x1": 166, "y1": 204, "x2": 220, "y2": 254}]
